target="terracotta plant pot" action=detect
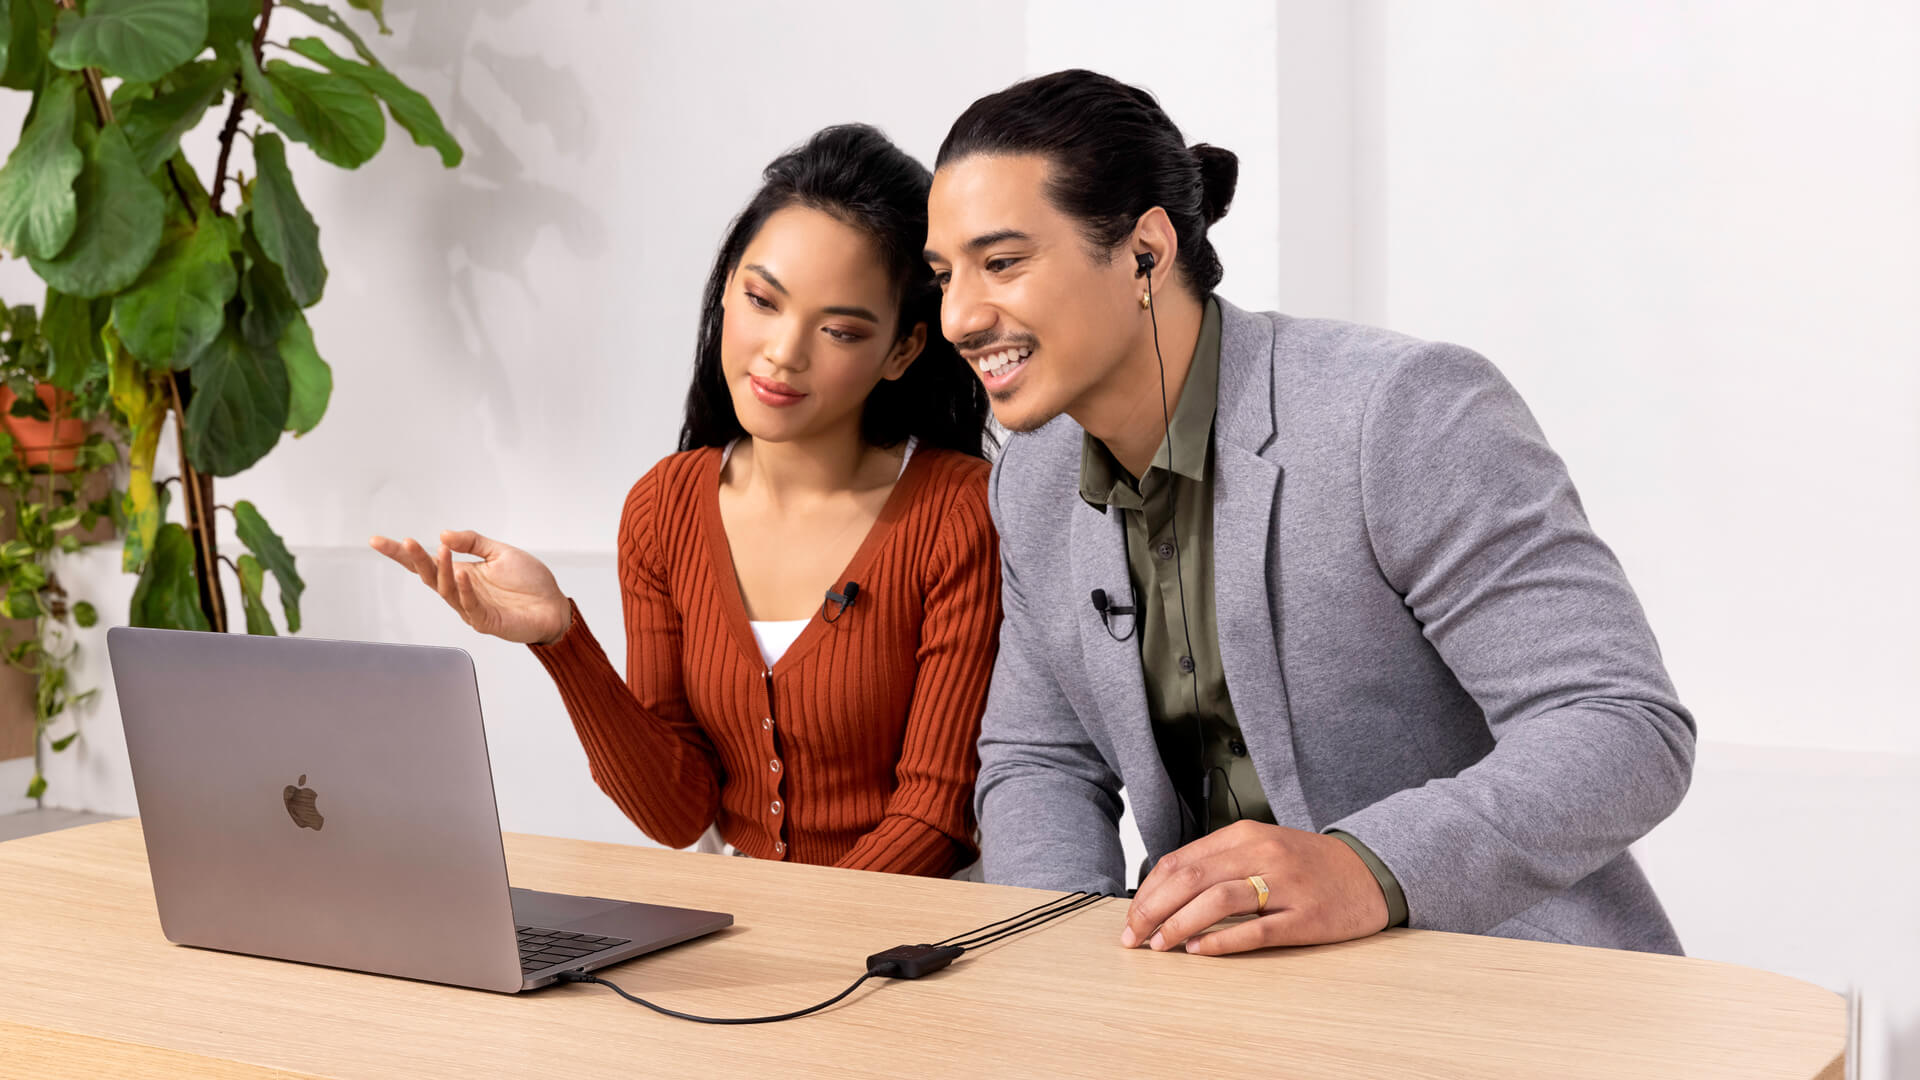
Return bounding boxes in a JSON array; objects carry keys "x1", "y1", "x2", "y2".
[{"x1": 0, "y1": 384, "x2": 86, "y2": 472}]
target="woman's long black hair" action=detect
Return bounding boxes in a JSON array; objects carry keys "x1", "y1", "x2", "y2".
[{"x1": 677, "y1": 125, "x2": 990, "y2": 459}]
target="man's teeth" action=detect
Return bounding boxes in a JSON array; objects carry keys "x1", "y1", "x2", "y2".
[{"x1": 980, "y1": 347, "x2": 1033, "y2": 377}]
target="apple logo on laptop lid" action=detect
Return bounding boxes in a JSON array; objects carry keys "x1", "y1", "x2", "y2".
[{"x1": 283, "y1": 775, "x2": 325, "y2": 831}]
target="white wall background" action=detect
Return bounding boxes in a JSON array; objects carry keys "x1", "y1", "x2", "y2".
[{"x1": 2, "y1": 0, "x2": 1912, "y2": 1074}]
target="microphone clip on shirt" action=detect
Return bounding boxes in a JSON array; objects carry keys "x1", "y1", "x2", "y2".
[
  {"x1": 1090, "y1": 588, "x2": 1137, "y2": 641},
  {"x1": 822, "y1": 581, "x2": 861, "y2": 623}
]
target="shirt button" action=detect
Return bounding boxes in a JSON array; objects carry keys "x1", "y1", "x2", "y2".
[
  {"x1": 1230, "y1": 739, "x2": 1247, "y2": 757},
  {"x1": 770, "y1": 799, "x2": 782, "y2": 815},
  {"x1": 774, "y1": 841, "x2": 786, "y2": 856},
  {"x1": 769, "y1": 759, "x2": 781, "y2": 774},
  {"x1": 762, "y1": 717, "x2": 773, "y2": 730},
  {"x1": 1178, "y1": 655, "x2": 1195, "y2": 674},
  {"x1": 1155, "y1": 541, "x2": 1175, "y2": 561}
]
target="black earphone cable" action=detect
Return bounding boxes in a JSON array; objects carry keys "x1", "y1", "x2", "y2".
[
  {"x1": 1142, "y1": 261, "x2": 1231, "y2": 844},
  {"x1": 940, "y1": 892, "x2": 1105, "y2": 950},
  {"x1": 932, "y1": 890, "x2": 1098, "y2": 947}
]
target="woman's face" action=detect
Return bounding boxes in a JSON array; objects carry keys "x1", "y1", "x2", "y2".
[{"x1": 720, "y1": 205, "x2": 926, "y2": 445}]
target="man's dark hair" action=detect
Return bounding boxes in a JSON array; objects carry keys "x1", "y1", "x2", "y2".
[{"x1": 937, "y1": 69, "x2": 1238, "y2": 296}]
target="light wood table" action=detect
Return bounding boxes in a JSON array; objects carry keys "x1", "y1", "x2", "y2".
[{"x1": 0, "y1": 820, "x2": 1842, "y2": 1079}]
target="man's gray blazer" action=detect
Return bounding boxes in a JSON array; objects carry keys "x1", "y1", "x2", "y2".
[{"x1": 976, "y1": 298, "x2": 1696, "y2": 953}]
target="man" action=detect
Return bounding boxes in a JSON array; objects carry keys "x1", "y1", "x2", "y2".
[{"x1": 925, "y1": 70, "x2": 1695, "y2": 956}]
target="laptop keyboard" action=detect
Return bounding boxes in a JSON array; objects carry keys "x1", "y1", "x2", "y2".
[{"x1": 518, "y1": 925, "x2": 632, "y2": 974}]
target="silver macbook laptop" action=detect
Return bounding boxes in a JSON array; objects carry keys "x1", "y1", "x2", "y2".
[{"x1": 108, "y1": 626, "x2": 732, "y2": 993}]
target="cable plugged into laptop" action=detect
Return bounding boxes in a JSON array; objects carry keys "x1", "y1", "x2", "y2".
[{"x1": 554, "y1": 891, "x2": 1104, "y2": 1024}]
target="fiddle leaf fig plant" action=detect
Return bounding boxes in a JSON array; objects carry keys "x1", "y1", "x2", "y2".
[{"x1": 0, "y1": 0, "x2": 462, "y2": 641}]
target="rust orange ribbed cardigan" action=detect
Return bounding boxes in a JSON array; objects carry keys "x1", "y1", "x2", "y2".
[{"x1": 530, "y1": 445, "x2": 1000, "y2": 876}]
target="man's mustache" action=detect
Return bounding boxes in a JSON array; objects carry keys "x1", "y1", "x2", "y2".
[{"x1": 955, "y1": 331, "x2": 1039, "y2": 355}]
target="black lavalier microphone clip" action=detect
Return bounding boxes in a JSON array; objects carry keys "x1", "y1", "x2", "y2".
[
  {"x1": 1091, "y1": 588, "x2": 1137, "y2": 641},
  {"x1": 823, "y1": 581, "x2": 861, "y2": 623}
]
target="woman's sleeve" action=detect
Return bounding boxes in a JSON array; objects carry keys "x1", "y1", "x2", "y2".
[
  {"x1": 530, "y1": 467, "x2": 721, "y2": 848},
  {"x1": 834, "y1": 475, "x2": 1001, "y2": 876}
]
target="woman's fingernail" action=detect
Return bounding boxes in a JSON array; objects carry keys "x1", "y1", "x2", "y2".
[
  {"x1": 1119, "y1": 926, "x2": 1138, "y2": 948},
  {"x1": 1184, "y1": 939, "x2": 1199, "y2": 953},
  {"x1": 1149, "y1": 932, "x2": 1165, "y2": 951}
]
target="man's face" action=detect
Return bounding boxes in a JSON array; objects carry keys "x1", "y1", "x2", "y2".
[{"x1": 926, "y1": 154, "x2": 1142, "y2": 433}]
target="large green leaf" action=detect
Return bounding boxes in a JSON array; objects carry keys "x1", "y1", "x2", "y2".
[
  {"x1": 233, "y1": 500, "x2": 301, "y2": 632},
  {"x1": 121, "y1": 58, "x2": 234, "y2": 174},
  {"x1": 112, "y1": 216, "x2": 239, "y2": 370},
  {"x1": 247, "y1": 132, "x2": 325, "y2": 304},
  {"x1": 287, "y1": 36, "x2": 458, "y2": 167},
  {"x1": 235, "y1": 42, "x2": 303, "y2": 139},
  {"x1": 235, "y1": 552, "x2": 275, "y2": 634},
  {"x1": 30, "y1": 123, "x2": 165, "y2": 298},
  {"x1": 238, "y1": 216, "x2": 298, "y2": 346},
  {"x1": 107, "y1": 325, "x2": 165, "y2": 572},
  {"x1": 1, "y1": 0, "x2": 46, "y2": 90},
  {"x1": 0, "y1": 71, "x2": 82, "y2": 260},
  {"x1": 183, "y1": 325, "x2": 288, "y2": 476},
  {"x1": 49, "y1": 0, "x2": 208, "y2": 84},
  {"x1": 279, "y1": 1, "x2": 380, "y2": 67},
  {"x1": 278, "y1": 311, "x2": 329, "y2": 435},
  {"x1": 264, "y1": 59, "x2": 384, "y2": 168},
  {"x1": 40, "y1": 287, "x2": 106, "y2": 390},
  {"x1": 204, "y1": 0, "x2": 254, "y2": 57},
  {"x1": 129, "y1": 521, "x2": 210, "y2": 630}
]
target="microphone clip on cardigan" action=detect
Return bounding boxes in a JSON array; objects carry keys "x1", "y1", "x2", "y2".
[{"x1": 822, "y1": 581, "x2": 861, "y2": 623}]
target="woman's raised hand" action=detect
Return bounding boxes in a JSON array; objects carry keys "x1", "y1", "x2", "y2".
[{"x1": 368, "y1": 530, "x2": 573, "y2": 645}]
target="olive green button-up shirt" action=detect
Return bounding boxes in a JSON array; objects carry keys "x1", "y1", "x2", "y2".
[{"x1": 1079, "y1": 298, "x2": 1407, "y2": 928}]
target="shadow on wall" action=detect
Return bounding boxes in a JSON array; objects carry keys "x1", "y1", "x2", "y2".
[{"x1": 366, "y1": 0, "x2": 608, "y2": 449}]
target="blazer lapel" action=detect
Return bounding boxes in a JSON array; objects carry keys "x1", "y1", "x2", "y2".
[
  {"x1": 1212, "y1": 300, "x2": 1313, "y2": 829},
  {"x1": 1068, "y1": 494, "x2": 1187, "y2": 860}
]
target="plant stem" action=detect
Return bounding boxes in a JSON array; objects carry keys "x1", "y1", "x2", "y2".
[
  {"x1": 210, "y1": 0, "x2": 276, "y2": 218},
  {"x1": 52, "y1": 2, "x2": 116, "y2": 129},
  {"x1": 165, "y1": 161, "x2": 197, "y2": 223},
  {"x1": 165, "y1": 374, "x2": 228, "y2": 633}
]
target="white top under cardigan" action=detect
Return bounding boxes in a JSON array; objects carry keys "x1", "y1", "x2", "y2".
[{"x1": 717, "y1": 437, "x2": 918, "y2": 668}]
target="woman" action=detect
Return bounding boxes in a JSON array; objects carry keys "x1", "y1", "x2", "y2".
[{"x1": 372, "y1": 125, "x2": 998, "y2": 877}]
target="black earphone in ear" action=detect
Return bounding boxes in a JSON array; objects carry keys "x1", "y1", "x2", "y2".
[{"x1": 1133, "y1": 242, "x2": 1233, "y2": 844}]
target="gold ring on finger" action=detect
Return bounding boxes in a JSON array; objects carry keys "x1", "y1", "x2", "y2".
[{"x1": 1247, "y1": 874, "x2": 1271, "y2": 913}]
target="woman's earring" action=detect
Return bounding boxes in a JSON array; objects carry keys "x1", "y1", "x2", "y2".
[{"x1": 1139, "y1": 293, "x2": 1152, "y2": 310}]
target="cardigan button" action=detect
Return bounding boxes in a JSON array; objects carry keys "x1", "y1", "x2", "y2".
[
  {"x1": 762, "y1": 716, "x2": 773, "y2": 730},
  {"x1": 769, "y1": 758, "x2": 781, "y2": 774},
  {"x1": 770, "y1": 799, "x2": 782, "y2": 815},
  {"x1": 774, "y1": 841, "x2": 786, "y2": 856}
]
